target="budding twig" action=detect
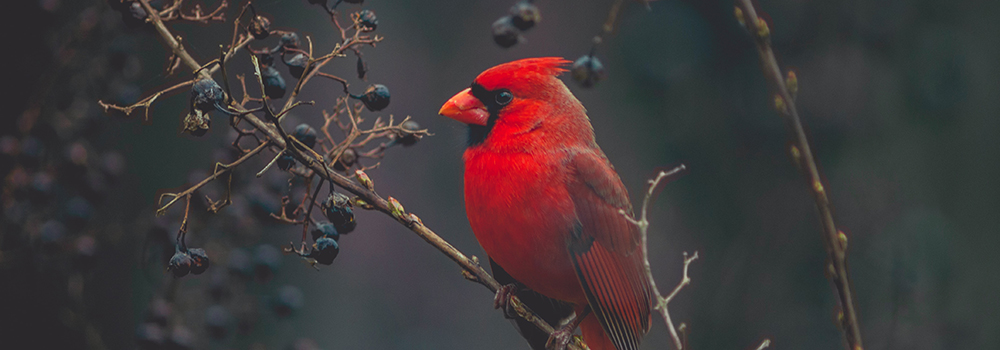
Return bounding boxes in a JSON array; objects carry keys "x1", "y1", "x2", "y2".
[{"x1": 734, "y1": 1, "x2": 863, "y2": 350}]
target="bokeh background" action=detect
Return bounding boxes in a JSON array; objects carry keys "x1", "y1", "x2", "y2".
[{"x1": 3, "y1": 0, "x2": 998, "y2": 349}]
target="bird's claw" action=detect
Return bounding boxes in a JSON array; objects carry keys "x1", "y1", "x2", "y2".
[
  {"x1": 494, "y1": 283, "x2": 519, "y2": 319},
  {"x1": 544, "y1": 326, "x2": 574, "y2": 350}
]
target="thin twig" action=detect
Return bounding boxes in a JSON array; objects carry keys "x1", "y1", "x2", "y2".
[
  {"x1": 621, "y1": 165, "x2": 696, "y2": 350},
  {"x1": 734, "y1": 2, "x2": 863, "y2": 350}
]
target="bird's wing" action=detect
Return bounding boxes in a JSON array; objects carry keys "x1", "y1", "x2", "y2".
[{"x1": 566, "y1": 149, "x2": 651, "y2": 350}]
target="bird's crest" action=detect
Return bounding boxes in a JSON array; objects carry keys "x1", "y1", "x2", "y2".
[{"x1": 474, "y1": 57, "x2": 570, "y2": 91}]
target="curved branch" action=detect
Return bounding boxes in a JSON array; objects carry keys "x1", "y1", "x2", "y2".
[{"x1": 734, "y1": 2, "x2": 863, "y2": 350}]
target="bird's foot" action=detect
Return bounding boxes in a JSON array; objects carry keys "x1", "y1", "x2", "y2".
[
  {"x1": 544, "y1": 325, "x2": 574, "y2": 350},
  {"x1": 493, "y1": 283, "x2": 519, "y2": 319}
]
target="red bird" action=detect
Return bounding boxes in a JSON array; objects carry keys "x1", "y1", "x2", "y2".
[{"x1": 439, "y1": 57, "x2": 651, "y2": 350}]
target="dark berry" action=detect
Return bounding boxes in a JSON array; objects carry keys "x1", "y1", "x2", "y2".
[
  {"x1": 272, "y1": 285, "x2": 304, "y2": 317},
  {"x1": 249, "y1": 15, "x2": 271, "y2": 40},
  {"x1": 253, "y1": 244, "x2": 282, "y2": 282},
  {"x1": 168, "y1": 250, "x2": 195, "y2": 278},
  {"x1": 279, "y1": 32, "x2": 300, "y2": 51},
  {"x1": 323, "y1": 192, "x2": 356, "y2": 234},
  {"x1": 261, "y1": 66, "x2": 286, "y2": 99},
  {"x1": 397, "y1": 120, "x2": 421, "y2": 146},
  {"x1": 358, "y1": 10, "x2": 377, "y2": 32},
  {"x1": 284, "y1": 53, "x2": 312, "y2": 78},
  {"x1": 188, "y1": 248, "x2": 210, "y2": 275},
  {"x1": 292, "y1": 124, "x2": 317, "y2": 149},
  {"x1": 311, "y1": 222, "x2": 339, "y2": 241},
  {"x1": 126, "y1": 2, "x2": 148, "y2": 25},
  {"x1": 509, "y1": 1, "x2": 541, "y2": 31},
  {"x1": 356, "y1": 56, "x2": 367, "y2": 79},
  {"x1": 257, "y1": 51, "x2": 275, "y2": 67},
  {"x1": 309, "y1": 236, "x2": 339, "y2": 265},
  {"x1": 492, "y1": 16, "x2": 521, "y2": 48},
  {"x1": 333, "y1": 148, "x2": 357, "y2": 171},
  {"x1": 191, "y1": 78, "x2": 226, "y2": 112},
  {"x1": 276, "y1": 152, "x2": 295, "y2": 171},
  {"x1": 205, "y1": 305, "x2": 230, "y2": 339},
  {"x1": 358, "y1": 84, "x2": 390, "y2": 111},
  {"x1": 571, "y1": 55, "x2": 607, "y2": 88}
]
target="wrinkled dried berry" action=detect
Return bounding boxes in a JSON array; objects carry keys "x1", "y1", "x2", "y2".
[
  {"x1": 323, "y1": 192, "x2": 356, "y2": 234},
  {"x1": 250, "y1": 15, "x2": 271, "y2": 40},
  {"x1": 284, "y1": 53, "x2": 312, "y2": 78},
  {"x1": 358, "y1": 84, "x2": 390, "y2": 111},
  {"x1": 188, "y1": 248, "x2": 210, "y2": 275},
  {"x1": 397, "y1": 120, "x2": 421, "y2": 146},
  {"x1": 309, "y1": 237, "x2": 339, "y2": 265},
  {"x1": 492, "y1": 16, "x2": 521, "y2": 48},
  {"x1": 183, "y1": 111, "x2": 211, "y2": 136},
  {"x1": 358, "y1": 10, "x2": 377, "y2": 32},
  {"x1": 571, "y1": 55, "x2": 607, "y2": 88},
  {"x1": 279, "y1": 32, "x2": 300, "y2": 51},
  {"x1": 509, "y1": 1, "x2": 541, "y2": 31},
  {"x1": 356, "y1": 56, "x2": 367, "y2": 79},
  {"x1": 292, "y1": 124, "x2": 317, "y2": 149},
  {"x1": 191, "y1": 78, "x2": 226, "y2": 112},
  {"x1": 261, "y1": 65, "x2": 286, "y2": 99},
  {"x1": 311, "y1": 222, "x2": 339, "y2": 241}
]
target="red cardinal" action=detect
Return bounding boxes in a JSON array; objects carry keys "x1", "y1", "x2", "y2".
[{"x1": 439, "y1": 57, "x2": 651, "y2": 350}]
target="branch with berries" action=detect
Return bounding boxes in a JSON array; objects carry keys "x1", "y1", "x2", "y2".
[
  {"x1": 734, "y1": 2, "x2": 864, "y2": 350},
  {"x1": 99, "y1": 0, "x2": 591, "y2": 348}
]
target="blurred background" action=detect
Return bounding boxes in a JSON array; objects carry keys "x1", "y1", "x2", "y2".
[{"x1": 3, "y1": 0, "x2": 998, "y2": 349}]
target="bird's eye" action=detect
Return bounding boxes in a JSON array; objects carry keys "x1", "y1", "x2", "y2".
[{"x1": 495, "y1": 90, "x2": 513, "y2": 105}]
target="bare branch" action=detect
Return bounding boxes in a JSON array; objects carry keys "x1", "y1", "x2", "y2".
[{"x1": 734, "y1": 2, "x2": 863, "y2": 349}]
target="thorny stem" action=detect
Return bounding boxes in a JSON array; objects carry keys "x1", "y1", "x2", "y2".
[
  {"x1": 620, "y1": 165, "x2": 696, "y2": 350},
  {"x1": 134, "y1": 2, "x2": 579, "y2": 348},
  {"x1": 735, "y1": 2, "x2": 863, "y2": 350}
]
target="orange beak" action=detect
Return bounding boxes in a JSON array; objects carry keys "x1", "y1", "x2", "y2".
[{"x1": 439, "y1": 88, "x2": 489, "y2": 126}]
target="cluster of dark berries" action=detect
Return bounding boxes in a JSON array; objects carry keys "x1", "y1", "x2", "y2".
[
  {"x1": 492, "y1": 1, "x2": 541, "y2": 48},
  {"x1": 296, "y1": 192, "x2": 357, "y2": 265},
  {"x1": 167, "y1": 245, "x2": 211, "y2": 278},
  {"x1": 571, "y1": 54, "x2": 608, "y2": 88},
  {"x1": 183, "y1": 78, "x2": 227, "y2": 136}
]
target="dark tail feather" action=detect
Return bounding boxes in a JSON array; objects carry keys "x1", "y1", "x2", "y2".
[{"x1": 490, "y1": 257, "x2": 575, "y2": 350}]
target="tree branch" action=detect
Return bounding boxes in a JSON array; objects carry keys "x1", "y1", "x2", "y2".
[
  {"x1": 734, "y1": 2, "x2": 863, "y2": 350},
  {"x1": 132, "y1": 2, "x2": 582, "y2": 348}
]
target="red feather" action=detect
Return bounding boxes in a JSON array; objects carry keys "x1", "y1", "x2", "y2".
[{"x1": 441, "y1": 57, "x2": 651, "y2": 350}]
